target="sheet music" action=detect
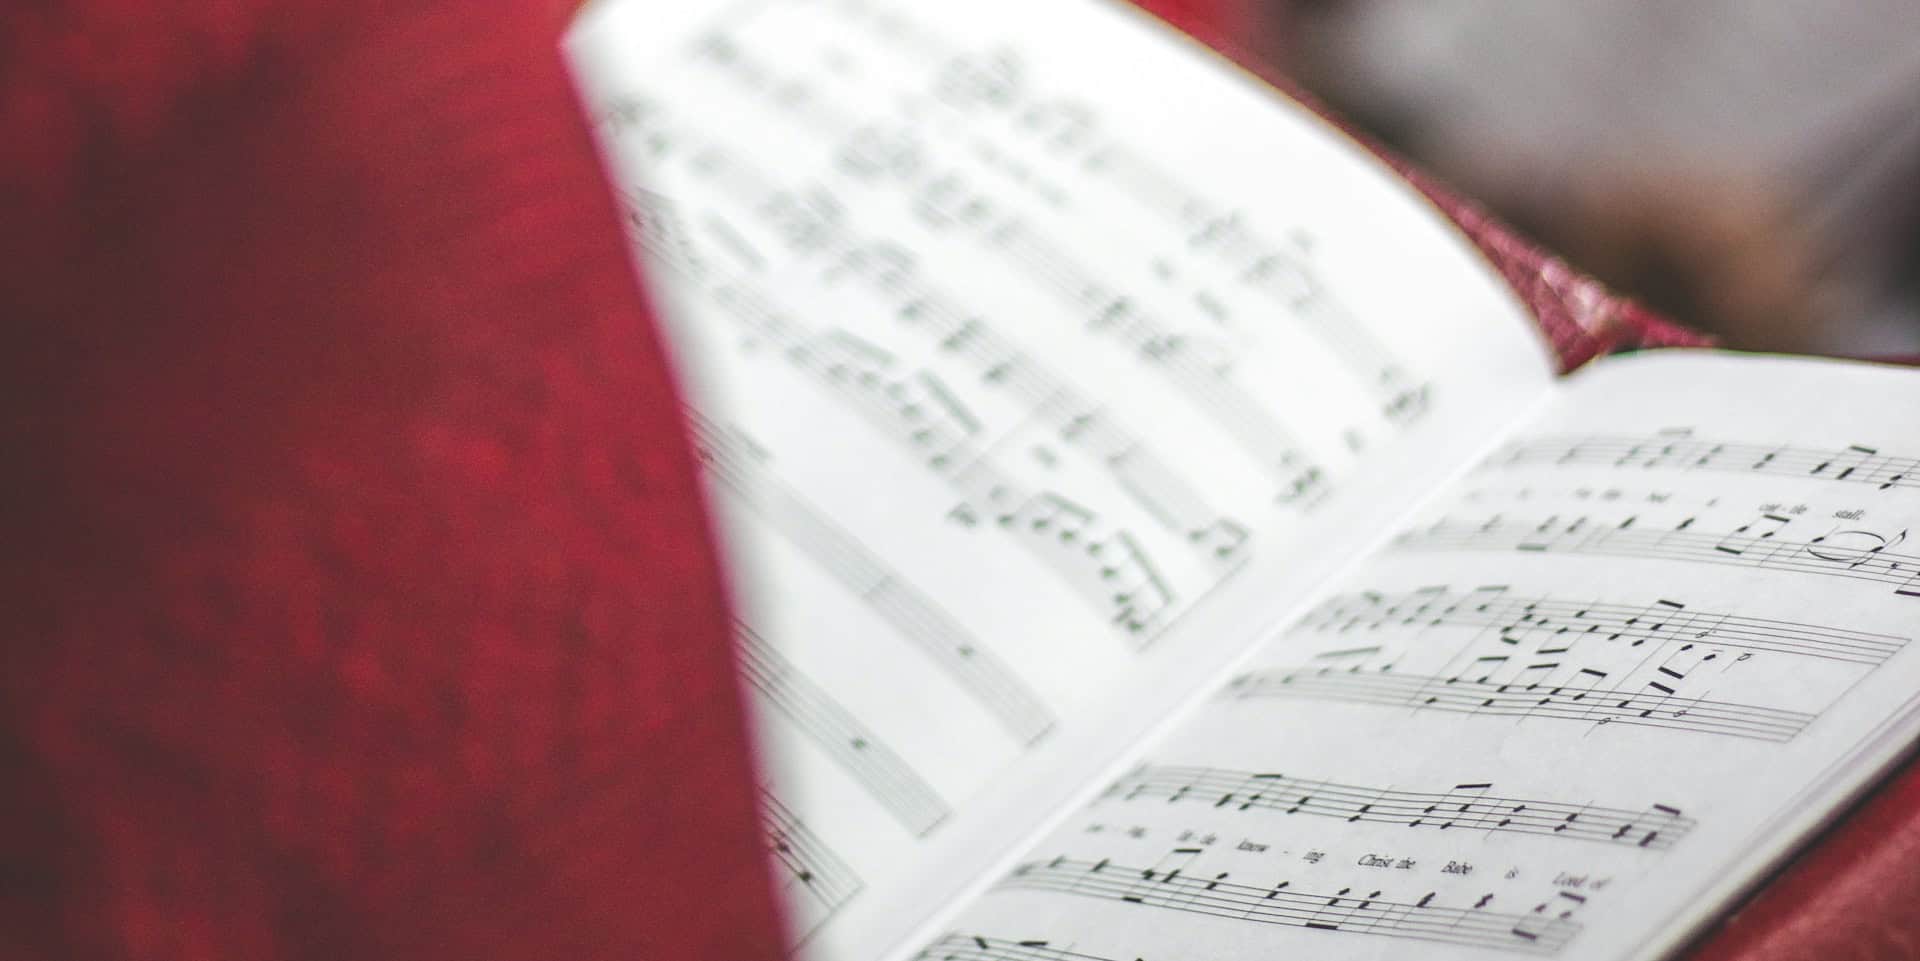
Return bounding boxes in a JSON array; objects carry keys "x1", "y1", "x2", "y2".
[
  {"x1": 567, "y1": 0, "x2": 1553, "y2": 956},
  {"x1": 929, "y1": 351, "x2": 1920, "y2": 961},
  {"x1": 765, "y1": 790, "x2": 868, "y2": 942}
]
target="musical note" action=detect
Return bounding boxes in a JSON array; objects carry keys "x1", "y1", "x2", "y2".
[
  {"x1": 693, "y1": 416, "x2": 1056, "y2": 743},
  {"x1": 685, "y1": 22, "x2": 860, "y2": 134},
  {"x1": 1098, "y1": 764, "x2": 1694, "y2": 849},
  {"x1": 778, "y1": 113, "x2": 1333, "y2": 504},
  {"x1": 996, "y1": 856, "x2": 1577, "y2": 955},
  {"x1": 1490, "y1": 431, "x2": 1920, "y2": 494},
  {"x1": 1514, "y1": 891, "x2": 1592, "y2": 947},
  {"x1": 710, "y1": 277, "x2": 1191, "y2": 636},
  {"x1": 1291, "y1": 587, "x2": 1907, "y2": 665},
  {"x1": 598, "y1": 93, "x2": 682, "y2": 162},
  {"x1": 762, "y1": 791, "x2": 864, "y2": 944},
  {"x1": 759, "y1": 186, "x2": 847, "y2": 259},
  {"x1": 574, "y1": 8, "x2": 1920, "y2": 959},
  {"x1": 990, "y1": 224, "x2": 1330, "y2": 505},
  {"x1": 801, "y1": 329, "x2": 987, "y2": 469},
  {"x1": 611, "y1": 74, "x2": 1284, "y2": 553},
  {"x1": 618, "y1": 188, "x2": 707, "y2": 278},
  {"x1": 700, "y1": 211, "x2": 769, "y2": 271},
  {"x1": 1394, "y1": 514, "x2": 1920, "y2": 599},
  {"x1": 912, "y1": 934, "x2": 1130, "y2": 961},
  {"x1": 624, "y1": 111, "x2": 1253, "y2": 575},
  {"x1": 992, "y1": 493, "x2": 1179, "y2": 636},
  {"x1": 778, "y1": 324, "x2": 1188, "y2": 636},
  {"x1": 829, "y1": 9, "x2": 1430, "y2": 425},
  {"x1": 864, "y1": 264, "x2": 1252, "y2": 560},
  {"x1": 1044, "y1": 145, "x2": 1424, "y2": 422},
  {"x1": 666, "y1": 14, "x2": 1408, "y2": 496},
  {"x1": 931, "y1": 47, "x2": 1024, "y2": 110},
  {"x1": 1075, "y1": 287, "x2": 1328, "y2": 506},
  {"x1": 1017, "y1": 98, "x2": 1099, "y2": 153},
  {"x1": 911, "y1": 173, "x2": 1001, "y2": 233},
  {"x1": 837, "y1": 123, "x2": 925, "y2": 182},
  {"x1": 738, "y1": 624, "x2": 953, "y2": 836},
  {"x1": 1223, "y1": 666, "x2": 1813, "y2": 742}
]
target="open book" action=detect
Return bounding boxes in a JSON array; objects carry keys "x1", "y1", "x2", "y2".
[{"x1": 565, "y1": 2, "x2": 1920, "y2": 959}]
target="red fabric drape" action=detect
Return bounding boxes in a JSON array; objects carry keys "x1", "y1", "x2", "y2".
[
  {"x1": 5, "y1": 2, "x2": 1917, "y2": 960},
  {"x1": 3, "y1": 3, "x2": 780, "y2": 959}
]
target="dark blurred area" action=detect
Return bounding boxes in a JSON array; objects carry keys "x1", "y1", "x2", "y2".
[{"x1": 1256, "y1": 0, "x2": 1920, "y2": 356}]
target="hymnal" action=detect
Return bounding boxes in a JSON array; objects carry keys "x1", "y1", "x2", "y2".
[{"x1": 567, "y1": 3, "x2": 1920, "y2": 958}]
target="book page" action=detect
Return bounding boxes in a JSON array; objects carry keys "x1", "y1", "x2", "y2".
[
  {"x1": 566, "y1": 1, "x2": 1555, "y2": 957},
  {"x1": 927, "y1": 350, "x2": 1920, "y2": 961}
]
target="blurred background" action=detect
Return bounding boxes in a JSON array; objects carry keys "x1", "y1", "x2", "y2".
[{"x1": 1238, "y1": 0, "x2": 1920, "y2": 356}]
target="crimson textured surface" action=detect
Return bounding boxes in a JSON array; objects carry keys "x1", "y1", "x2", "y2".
[
  {"x1": 2, "y1": 2, "x2": 782, "y2": 959},
  {"x1": 1, "y1": 1, "x2": 1912, "y2": 960},
  {"x1": 1686, "y1": 762, "x2": 1920, "y2": 960}
]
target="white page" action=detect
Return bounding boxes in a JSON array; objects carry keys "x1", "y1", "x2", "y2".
[
  {"x1": 566, "y1": 1, "x2": 1555, "y2": 957},
  {"x1": 931, "y1": 350, "x2": 1920, "y2": 961}
]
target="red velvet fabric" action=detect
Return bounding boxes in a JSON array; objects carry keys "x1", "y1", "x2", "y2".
[
  {"x1": 3, "y1": 1, "x2": 1914, "y2": 960},
  {"x1": 1688, "y1": 764, "x2": 1920, "y2": 960},
  {"x1": 2, "y1": 3, "x2": 781, "y2": 959}
]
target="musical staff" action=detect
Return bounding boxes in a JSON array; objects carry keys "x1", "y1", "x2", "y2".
[
  {"x1": 1294, "y1": 587, "x2": 1907, "y2": 666},
  {"x1": 618, "y1": 185, "x2": 707, "y2": 279},
  {"x1": 574, "y1": 8, "x2": 1920, "y2": 961},
  {"x1": 1100, "y1": 764, "x2": 1694, "y2": 850},
  {"x1": 720, "y1": 309, "x2": 1185, "y2": 637},
  {"x1": 1491, "y1": 432, "x2": 1920, "y2": 494},
  {"x1": 695, "y1": 238, "x2": 1195, "y2": 636},
  {"x1": 821, "y1": 1, "x2": 1426, "y2": 421},
  {"x1": 846, "y1": 245, "x2": 1253, "y2": 557},
  {"x1": 1085, "y1": 145, "x2": 1427, "y2": 422},
  {"x1": 968, "y1": 488, "x2": 1180, "y2": 639},
  {"x1": 694, "y1": 416, "x2": 1056, "y2": 743},
  {"x1": 669, "y1": 13, "x2": 1391, "y2": 501},
  {"x1": 1394, "y1": 514, "x2": 1920, "y2": 600},
  {"x1": 610, "y1": 117, "x2": 1247, "y2": 639},
  {"x1": 995, "y1": 856, "x2": 1578, "y2": 955},
  {"x1": 998, "y1": 226, "x2": 1329, "y2": 504},
  {"x1": 1224, "y1": 666, "x2": 1814, "y2": 742},
  {"x1": 738, "y1": 624, "x2": 953, "y2": 836},
  {"x1": 762, "y1": 791, "x2": 863, "y2": 943},
  {"x1": 913, "y1": 934, "x2": 1124, "y2": 961},
  {"x1": 912, "y1": 182, "x2": 1330, "y2": 502}
]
